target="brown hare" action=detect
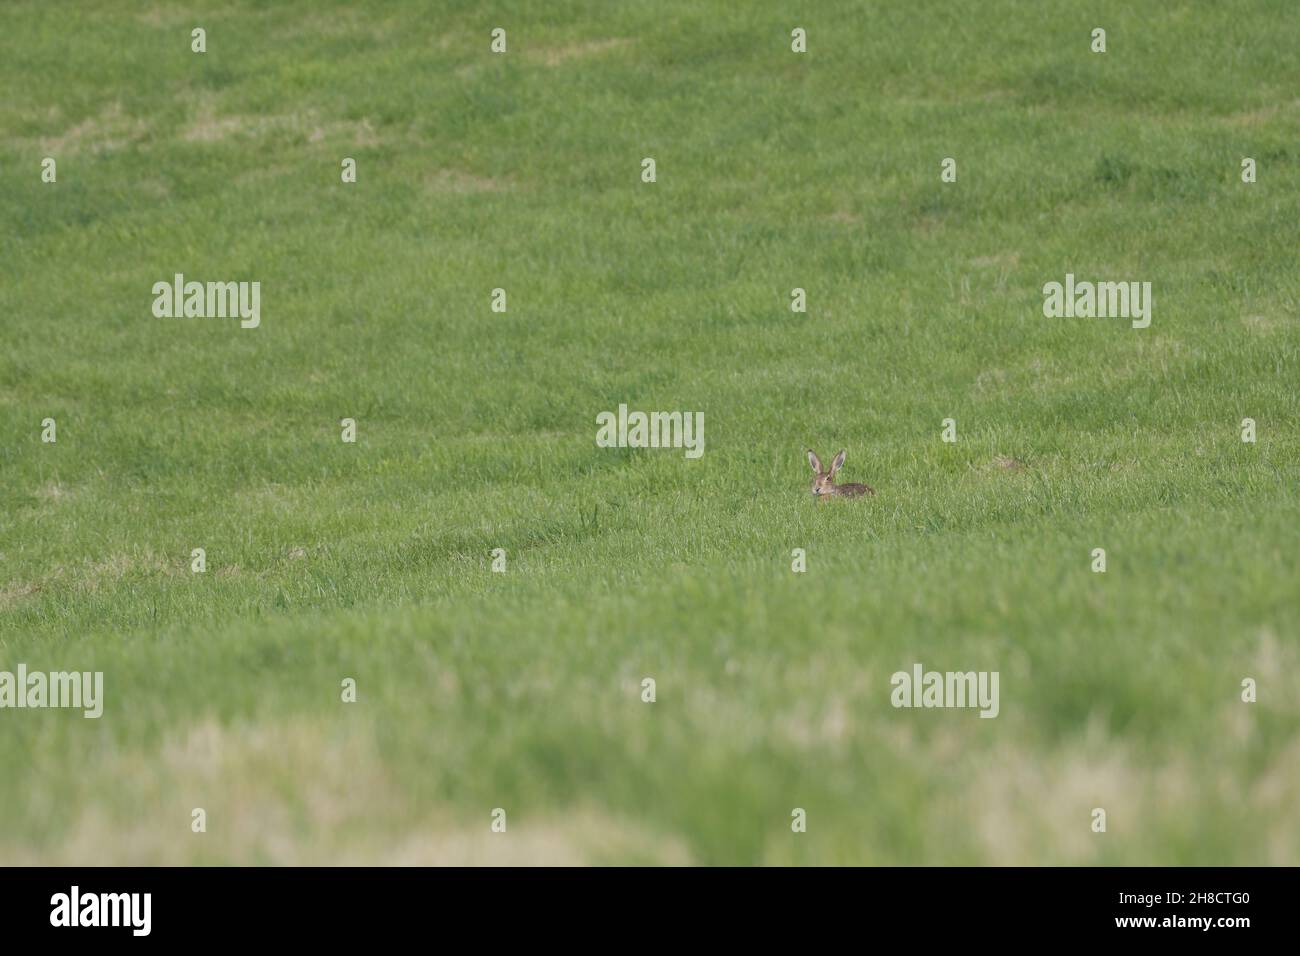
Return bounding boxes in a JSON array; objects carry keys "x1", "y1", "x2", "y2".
[{"x1": 807, "y1": 448, "x2": 874, "y2": 498}]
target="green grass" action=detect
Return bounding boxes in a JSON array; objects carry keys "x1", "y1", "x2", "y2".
[{"x1": 1, "y1": 0, "x2": 1298, "y2": 864}]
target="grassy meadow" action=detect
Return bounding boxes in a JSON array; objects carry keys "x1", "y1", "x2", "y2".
[{"x1": 1, "y1": 0, "x2": 1298, "y2": 864}]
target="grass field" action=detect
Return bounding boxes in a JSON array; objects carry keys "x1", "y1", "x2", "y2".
[{"x1": 1, "y1": 0, "x2": 1298, "y2": 865}]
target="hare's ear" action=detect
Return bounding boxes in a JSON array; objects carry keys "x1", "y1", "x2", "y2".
[
  {"x1": 831, "y1": 449, "x2": 847, "y2": 475},
  {"x1": 806, "y1": 449, "x2": 822, "y2": 474}
]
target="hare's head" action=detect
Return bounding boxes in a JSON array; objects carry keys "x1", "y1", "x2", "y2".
[{"x1": 807, "y1": 448, "x2": 847, "y2": 496}]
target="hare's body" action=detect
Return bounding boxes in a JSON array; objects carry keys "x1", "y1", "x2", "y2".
[
  {"x1": 826, "y1": 481, "x2": 873, "y2": 498},
  {"x1": 807, "y1": 448, "x2": 875, "y2": 498}
]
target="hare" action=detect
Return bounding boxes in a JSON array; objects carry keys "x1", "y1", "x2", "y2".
[{"x1": 807, "y1": 448, "x2": 874, "y2": 498}]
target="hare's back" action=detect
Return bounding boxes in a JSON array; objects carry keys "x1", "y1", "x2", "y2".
[{"x1": 835, "y1": 483, "x2": 874, "y2": 497}]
